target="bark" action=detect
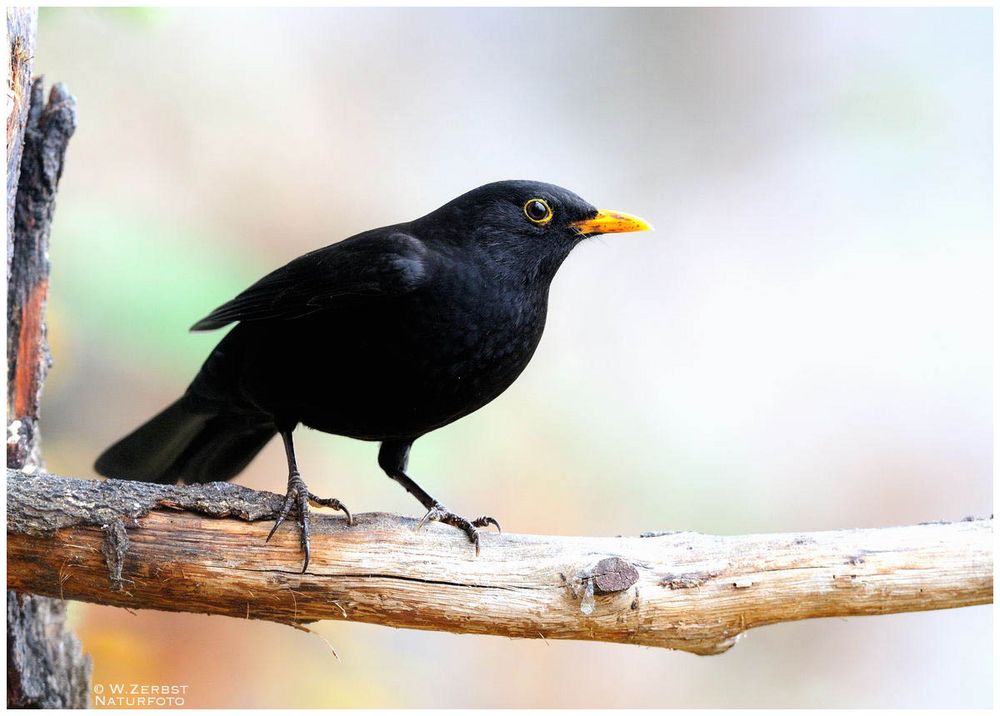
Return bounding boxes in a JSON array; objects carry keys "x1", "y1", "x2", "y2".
[
  {"x1": 6, "y1": 6, "x2": 35, "y2": 273},
  {"x1": 6, "y1": 7, "x2": 89, "y2": 707},
  {"x1": 7, "y1": 469, "x2": 993, "y2": 656}
]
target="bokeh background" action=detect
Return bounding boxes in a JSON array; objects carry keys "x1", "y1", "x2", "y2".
[{"x1": 33, "y1": 7, "x2": 990, "y2": 708}]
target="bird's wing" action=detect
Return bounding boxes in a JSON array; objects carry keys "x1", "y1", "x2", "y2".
[{"x1": 190, "y1": 232, "x2": 429, "y2": 331}]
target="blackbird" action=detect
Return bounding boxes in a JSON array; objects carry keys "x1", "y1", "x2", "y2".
[{"x1": 95, "y1": 180, "x2": 651, "y2": 571}]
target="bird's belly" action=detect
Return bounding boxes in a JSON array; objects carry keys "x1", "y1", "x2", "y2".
[{"x1": 236, "y1": 300, "x2": 544, "y2": 440}]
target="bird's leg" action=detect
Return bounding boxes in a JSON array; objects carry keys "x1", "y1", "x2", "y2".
[
  {"x1": 267, "y1": 427, "x2": 352, "y2": 572},
  {"x1": 378, "y1": 441, "x2": 500, "y2": 556}
]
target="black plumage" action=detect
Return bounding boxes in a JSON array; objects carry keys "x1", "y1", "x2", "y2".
[{"x1": 95, "y1": 180, "x2": 651, "y2": 570}]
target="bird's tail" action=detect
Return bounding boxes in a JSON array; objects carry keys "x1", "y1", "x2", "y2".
[{"x1": 94, "y1": 396, "x2": 276, "y2": 485}]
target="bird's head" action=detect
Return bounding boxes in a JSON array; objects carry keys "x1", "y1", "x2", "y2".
[{"x1": 414, "y1": 180, "x2": 652, "y2": 284}]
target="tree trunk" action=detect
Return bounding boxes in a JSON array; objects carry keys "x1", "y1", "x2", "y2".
[{"x1": 6, "y1": 6, "x2": 90, "y2": 708}]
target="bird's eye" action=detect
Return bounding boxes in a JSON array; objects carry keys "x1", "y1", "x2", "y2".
[{"x1": 523, "y1": 199, "x2": 553, "y2": 225}]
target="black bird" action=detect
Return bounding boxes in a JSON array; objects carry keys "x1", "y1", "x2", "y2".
[{"x1": 95, "y1": 180, "x2": 651, "y2": 570}]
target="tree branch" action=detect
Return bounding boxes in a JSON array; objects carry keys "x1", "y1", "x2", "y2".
[{"x1": 7, "y1": 469, "x2": 992, "y2": 656}]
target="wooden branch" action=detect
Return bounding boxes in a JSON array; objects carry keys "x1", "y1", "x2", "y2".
[{"x1": 7, "y1": 470, "x2": 992, "y2": 656}]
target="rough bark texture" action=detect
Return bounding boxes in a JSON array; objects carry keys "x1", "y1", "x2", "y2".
[
  {"x1": 6, "y1": 593, "x2": 91, "y2": 709},
  {"x1": 6, "y1": 8, "x2": 90, "y2": 706},
  {"x1": 6, "y1": 6, "x2": 36, "y2": 271},
  {"x1": 7, "y1": 470, "x2": 993, "y2": 656},
  {"x1": 7, "y1": 77, "x2": 77, "y2": 467}
]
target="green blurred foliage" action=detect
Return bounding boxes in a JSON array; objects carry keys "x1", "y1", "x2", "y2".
[{"x1": 50, "y1": 205, "x2": 260, "y2": 381}]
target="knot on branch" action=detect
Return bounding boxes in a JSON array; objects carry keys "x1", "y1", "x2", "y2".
[{"x1": 591, "y1": 557, "x2": 640, "y2": 594}]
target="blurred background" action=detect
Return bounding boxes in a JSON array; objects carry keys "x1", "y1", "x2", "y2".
[{"x1": 34, "y1": 7, "x2": 990, "y2": 708}]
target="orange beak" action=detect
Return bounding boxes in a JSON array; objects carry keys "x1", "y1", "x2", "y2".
[{"x1": 570, "y1": 209, "x2": 653, "y2": 236}]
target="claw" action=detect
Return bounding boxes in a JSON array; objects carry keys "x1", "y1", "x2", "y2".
[
  {"x1": 266, "y1": 487, "x2": 298, "y2": 543},
  {"x1": 472, "y1": 516, "x2": 502, "y2": 533},
  {"x1": 300, "y1": 538, "x2": 311, "y2": 573},
  {"x1": 415, "y1": 503, "x2": 499, "y2": 556},
  {"x1": 309, "y1": 492, "x2": 353, "y2": 526},
  {"x1": 267, "y1": 474, "x2": 351, "y2": 572},
  {"x1": 416, "y1": 504, "x2": 441, "y2": 531},
  {"x1": 265, "y1": 521, "x2": 282, "y2": 543},
  {"x1": 297, "y1": 484, "x2": 311, "y2": 573}
]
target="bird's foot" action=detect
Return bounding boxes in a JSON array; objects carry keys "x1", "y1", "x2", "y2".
[
  {"x1": 266, "y1": 472, "x2": 352, "y2": 573},
  {"x1": 308, "y1": 492, "x2": 353, "y2": 526},
  {"x1": 416, "y1": 502, "x2": 501, "y2": 556}
]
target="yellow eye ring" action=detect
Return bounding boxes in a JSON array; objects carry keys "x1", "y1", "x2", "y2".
[{"x1": 523, "y1": 198, "x2": 553, "y2": 225}]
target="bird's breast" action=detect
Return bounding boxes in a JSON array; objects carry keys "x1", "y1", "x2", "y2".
[{"x1": 393, "y1": 284, "x2": 549, "y2": 410}]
